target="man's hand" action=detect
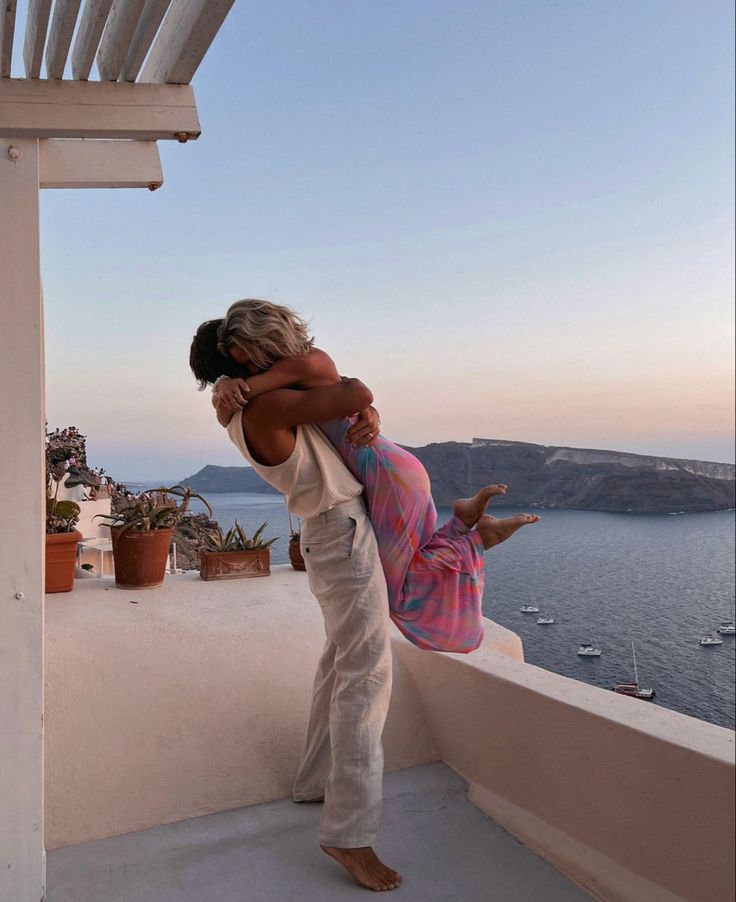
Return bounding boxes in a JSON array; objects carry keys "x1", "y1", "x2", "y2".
[
  {"x1": 347, "y1": 405, "x2": 381, "y2": 446},
  {"x1": 212, "y1": 377, "x2": 251, "y2": 412}
]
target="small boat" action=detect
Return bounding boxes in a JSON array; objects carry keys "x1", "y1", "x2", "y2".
[
  {"x1": 699, "y1": 633, "x2": 723, "y2": 646},
  {"x1": 520, "y1": 604, "x2": 540, "y2": 613},
  {"x1": 716, "y1": 599, "x2": 735, "y2": 634},
  {"x1": 537, "y1": 614, "x2": 555, "y2": 625},
  {"x1": 613, "y1": 641, "x2": 655, "y2": 700},
  {"x1": 577, "y1": 641, "x2": 602, "y2": 657}
]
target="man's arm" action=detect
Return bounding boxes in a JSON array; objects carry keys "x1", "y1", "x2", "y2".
[{"x1": 241, "y1": 379, "x2": 374, "y2": 467}]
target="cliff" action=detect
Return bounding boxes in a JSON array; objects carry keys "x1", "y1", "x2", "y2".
[
  {"x1": 405, "y1": 439, "x2": 735, "y2": 513},
  {"x1": 180, "y1": 440, "x2": 735, "y2": 514},
  {"x1": 180, "y1": 465, "x2": 280, "y2": 495}
]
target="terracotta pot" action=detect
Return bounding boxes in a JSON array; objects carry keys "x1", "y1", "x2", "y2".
[
  {"x1": 45, "y1": 529, "x2": 82, "y2": 594},
  {"x1": 199, "y1": 548, "x2": 271, "y2": 581},
  {"x1": 111, "y1": 526, "x2": 173, "y2": 589},
  {"x1": 289, "y1": 537, "x2": 306, "y2": 571}
]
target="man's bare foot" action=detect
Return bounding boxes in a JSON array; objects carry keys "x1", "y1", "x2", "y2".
[
  {"x1": 452, "y1": 484, "x2": 508, "y2": 528},
  {"x1": 320, "y1": 845, "x2": 402, "y2": 892},
  {"x1": 476, "y1": 513, "x2": 540, "y2": 550}
]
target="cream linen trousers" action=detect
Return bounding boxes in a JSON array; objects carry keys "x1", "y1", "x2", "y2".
[{"x1": 292, "y1": 496, "x2": 393, "y2": 848}]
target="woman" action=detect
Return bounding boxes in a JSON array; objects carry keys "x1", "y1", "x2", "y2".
[{"x1": 190, "y1": 301, "x2": 539, "y2": 653}]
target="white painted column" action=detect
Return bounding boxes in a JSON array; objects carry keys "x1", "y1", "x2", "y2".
[{"x1": 0, "y1": 139, "x2": 46, "y2": 902}]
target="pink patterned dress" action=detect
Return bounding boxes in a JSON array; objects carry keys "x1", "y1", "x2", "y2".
[{"x1": 318, "y1": 418, "x2": 485, "y2": 653}]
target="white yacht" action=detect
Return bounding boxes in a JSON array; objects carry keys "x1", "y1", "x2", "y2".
[
  {"x1": 699, "y1": 633, "x2": 723, "y2": 647},
  {"x1": 537, "y1": 614, "x2": 555, "y2": 625},
  {"x1": 577, "y1": 641, "x2": 602, "y2": 657},
  {"x1": 520, "y1": 604, "x2": 540, "y2": 614}
]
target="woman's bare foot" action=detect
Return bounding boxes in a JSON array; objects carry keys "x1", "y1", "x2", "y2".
[
  {"x1": 452, "y1": 484, "x2": 508, "y2": 528},
  {"x1": 320, "y1": 845, "x2": 402, "y2": 891},
  {"x1": 476, "y1": 513, "x2": 540, "y2": 550}
]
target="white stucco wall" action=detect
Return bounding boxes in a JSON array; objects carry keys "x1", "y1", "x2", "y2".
[
  {"x1": 400, "y1": 641, "x2": 736, "y2": 902},
  {"x1": 44, "y1": 568, "x2": 735, "y2": 902},
  {"x1": 44, "y1": 568, "x2": 522, "y2": 849}
]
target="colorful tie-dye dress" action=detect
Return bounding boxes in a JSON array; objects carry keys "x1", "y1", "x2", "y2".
[{"x1": 318, "y1": 418, "x2": 485, "y2": 653}]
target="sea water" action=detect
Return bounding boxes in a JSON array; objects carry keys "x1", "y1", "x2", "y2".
[{"x1": 189, "y1": 494, "x2": 736, "y2": 731}]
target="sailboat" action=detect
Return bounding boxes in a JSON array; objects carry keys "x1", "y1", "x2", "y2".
[
  {"x1": 613, "y1": 641, "x2": 655, "y2": 700},
  {"x1": 716, "y1": 597, "x2": 735, "y2": 635}
]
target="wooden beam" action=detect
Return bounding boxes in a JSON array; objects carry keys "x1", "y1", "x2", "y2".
[
  {"x1": 45, "y1": 0, "x2": 83, "y2": 79},
  {"x1": 119, "y1": 0, "x2": 170, "y2": 82},
  {"x1": 96, "y1": 0, "x2": 146, "y2": 81},
  {"x1": 71, "y1": 0, "x2": 114, "y2": 80},
  {"x1": 0, "y1": 78, "x2": 200, "y2": 140},
  {"x1": 140, "y1": 0, "x2": 235, "y2": 85},
  {"x1": 23, "y1": 0, "x2": 53, "y2": 78},
  {"x1": 0, "y1": 0, "x2": 17, "y2": 77},
  {"x1": 39, "y1": 138, "x2": 163, "y2": 188}
]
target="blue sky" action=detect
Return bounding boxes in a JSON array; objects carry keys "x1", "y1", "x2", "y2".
[{"x1": 31, "y1": 0, "x2": 734, "y2": 479}]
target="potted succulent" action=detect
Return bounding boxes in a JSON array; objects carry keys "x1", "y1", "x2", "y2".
[
  {"x1": 46, "y1": 486, "x2": 84, "y2": 594},
  {"x1": 200, "y1": 521, "x2": 277, "y2": 581},
  {"x1": 98, "y1": 485, "x2": 212, "y2": 589},
  {"x1": 287, "y1": 511, "x2": 306, "y2": 572},
  {"x1": 46, "y1": 431, "x2": 100, "y2": 593}
]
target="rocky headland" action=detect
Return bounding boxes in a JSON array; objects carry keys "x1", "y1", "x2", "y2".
[{"x1": 181, "y1": 438, "x2": 735, "y2": 514}]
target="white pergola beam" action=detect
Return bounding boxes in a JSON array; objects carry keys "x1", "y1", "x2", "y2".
[
  {"x1": 119, "y1": 0, "x2": 169, "y2": 82},
  {"x1": 0, "y1": 79, "x2": 201, "y2": 140},
  {"x1": 96, "y1": 0, "x2": 147, "y2": 81},
  {"x1": 0, "y1": 136, "x2": 46, "y2": 902},
  {"x1": 45, "y1": 0, "x2": 83, "y2": 79},
  {"x1": 0, "y1": 0, "x2": 18, "y2": 77},
  {"x1": 71, "y1": 0, "x2": 114, "y2": 80},
  {"x1": 39, "y1": 138, "x2": 163, "y2": 188},
  {"x1": 23, "y1": 0, "x2": 52, "y2": 78},
  {"x1": 140, "y1": 0, "x2": 235, "y2": 85}
]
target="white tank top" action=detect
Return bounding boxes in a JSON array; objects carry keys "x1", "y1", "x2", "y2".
[{"x1": 227, "y1": 413, "x2": 362, "y2": 519}]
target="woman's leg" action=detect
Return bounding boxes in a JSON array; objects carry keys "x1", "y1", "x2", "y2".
[
  {"x1": 318, "y1": 419, "x2": 537, "y2": 654},
  {"x1": 318, "y1": 420, "x2": 485, "y2": 650}
]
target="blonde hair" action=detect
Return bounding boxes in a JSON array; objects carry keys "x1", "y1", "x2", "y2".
[{"x1": 218, "y1": 299, "x2": 314, "y2": 371}]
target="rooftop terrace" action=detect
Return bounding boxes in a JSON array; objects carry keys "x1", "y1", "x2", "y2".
[
  {"x1": 42, "y1": 567, "x2": 735, "y2": 902},
  {"x1": 46, "y1": 762, "x2": 593, "y2": 902}
]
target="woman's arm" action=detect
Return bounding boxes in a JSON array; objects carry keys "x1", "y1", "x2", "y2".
[
  {"x1": 248, "y1": 378, "x2": 373, "y2": 430},
  {"x1": 214, "y1": 348, "x2": 338, "y2": 412},
  {"x1": 213, "y1": 348, "x2": 381, "y2": 444}
]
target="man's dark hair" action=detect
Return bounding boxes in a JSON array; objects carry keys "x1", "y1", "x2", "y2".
[{"x1": 189, "y1": 319, "x2": 246, "y2": 390}]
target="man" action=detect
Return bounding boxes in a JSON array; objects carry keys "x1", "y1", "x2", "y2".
[{"x1": 215, "y1": 375, "x2": 402, "y2": 893}]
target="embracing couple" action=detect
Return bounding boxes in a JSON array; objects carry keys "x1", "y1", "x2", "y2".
[{"x1": 189, "y1": 299, "x2": 539, "y2": 892}]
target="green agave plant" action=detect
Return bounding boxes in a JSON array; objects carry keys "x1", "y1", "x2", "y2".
[
  {"x1": 203, "y1": 520, "x2": 278, "y2": 553},
  {"x1": 96, "y1": 485, "x2": 212, "y2": 537}
]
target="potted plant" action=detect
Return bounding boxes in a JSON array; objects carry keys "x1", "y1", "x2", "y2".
[
  {"x1": 46, "y1": 490, "x2": 84, "y2": 594},
  {"x1": 200, "y1": 521, "x2": 277, "y2": 580},
  {"x1": 46, "y1": 432, "x2": 100, "y2": 593},
  {"x1": 98, "y1": 485, "x2": 212, "y2": 589},
  {"x1": 287, "y1": 511, "x2": 306, "y2": 571}
]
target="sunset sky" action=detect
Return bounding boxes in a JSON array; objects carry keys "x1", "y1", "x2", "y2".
[{"x1": 33, "y1": 0, "x2": 734, "y2": 480}]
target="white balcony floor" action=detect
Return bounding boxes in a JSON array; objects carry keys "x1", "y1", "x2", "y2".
[{"x1": 46, "y1": 762, "x2": 593, "y2": 902}]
